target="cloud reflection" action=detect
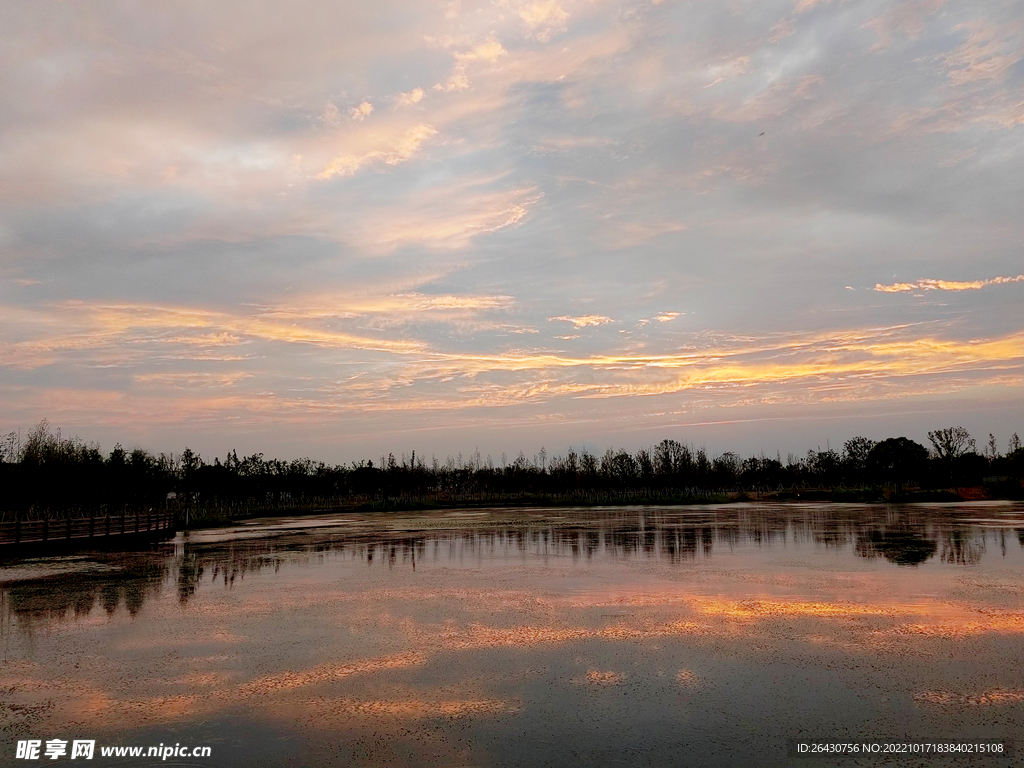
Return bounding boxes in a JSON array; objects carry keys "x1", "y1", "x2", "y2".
[{"x1": 2, "y1": 504, "x2": 1023, "y2": 744}]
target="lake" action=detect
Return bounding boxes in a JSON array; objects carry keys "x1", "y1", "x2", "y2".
[{"x1": 2, "y1": 503, "x2": 1023, "y2": 766}]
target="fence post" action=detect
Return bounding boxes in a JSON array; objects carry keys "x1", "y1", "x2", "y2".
[
  {"x1": 42, "y1": 518, "x2": 48, "y2": 542},
  {"x1": 66, "y1": 517, "x2": 72, "y2": 539},
  {"x1": 135, "y1": 511, "x2": 140, "y2": 534},
  {"x1": 89, "y1": 515, "x2": 95, "y2": 538},
  {"x1": 14, "y1": 519, "x2": 20, "y2": 545}
]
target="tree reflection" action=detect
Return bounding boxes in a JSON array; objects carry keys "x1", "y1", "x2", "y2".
[
  {"x1": 3, "y1": 556, "x2": 167, "y2": 631},
  {"x1": 1, "y1": 505, "x2": 1019, "y2": 631},
  {"x1": 940, "y1": 529, "x2": 985, "y2": 565},
  {"x1": 855, "y1": 528, "x2": 937, "y2": 566}
]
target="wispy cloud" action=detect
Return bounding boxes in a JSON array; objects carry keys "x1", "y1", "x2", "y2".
[
  {"x1": 874, "y1": 275, "x2": 1024, "y2": 293},
  {"x1": 941, "y1": 20, "x2": 1024, "y2": 86},
  {"x1": 864, "y1": 0, "x2": 944, "y2": 51},
  {"x1": 436, "y1": 37, "x2": 508, "y2": 92},
  {"x1": 316, "y1": 124, "x2": 438, "y2": 179},
  {"x1": 548, "y1": 315, "x2": 615, "y2": 328},
  {"x1": 342, "y1": 184, "x2": 540, "y2": 252},
  {"x1": 2, "y1": 0, "x2": 1024, "y2": 453}
]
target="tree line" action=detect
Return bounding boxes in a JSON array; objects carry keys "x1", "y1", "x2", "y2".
[{"x1": 1, "y1": 420, "x2": 1022, "y2": 518}]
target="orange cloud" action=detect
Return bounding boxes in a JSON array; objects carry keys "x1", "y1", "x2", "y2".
[
  {"x1": 4, "y1": 293, "x2": 1024, "y2": 420},
  {"x1": 437, "y1": 37, "x2": 508, "y2": 92},
  {"x1": 317, "y1": 124, "x2": 437, "y2": 179},
  {"x1": 548, "y1": 315, "x2": 615, "y2": 328},
  {"x1": 350, "y1": 101, "x2": 374, "y2": 120},
  {"x1": 874, "y1": 275, "x2": 1024, "y2": 293},
  {"x1": 512, "y1": 0, "x2": 569, "y2": 42},
  {"x1": 395, "y1": 88, "x2": 425, "y2": 107},
  {"x1": 942, "y1": 20, "x2": 1024, "y2": 86}
]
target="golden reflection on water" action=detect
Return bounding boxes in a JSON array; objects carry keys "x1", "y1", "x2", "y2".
[
  {"x1": 233, "y1": 652, "x2": 428, "y2": 699},
  {"x1": 572, "y1": 670, "x2": 625, "y2": 687},
  {"x1": 2, "y1": 504, "x2": 1024, "y2": 764},
  {"x1": 914, "y1": 689, "x2": 1024, "y2": 706}
]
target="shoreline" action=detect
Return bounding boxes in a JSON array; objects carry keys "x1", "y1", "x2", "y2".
[{"x1": 175, "y1": 484, "x2": 1022, "y2": 529}]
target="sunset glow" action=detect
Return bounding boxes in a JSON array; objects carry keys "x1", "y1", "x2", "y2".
[{"x1": 1, "y1": 0, "x2": 1022, "y2": 457}]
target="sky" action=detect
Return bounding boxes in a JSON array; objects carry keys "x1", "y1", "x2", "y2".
[{"x1": 1, "y1": 0, "x2": 1023, "y2": 463}]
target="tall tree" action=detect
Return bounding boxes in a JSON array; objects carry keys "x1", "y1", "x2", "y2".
[{"x1": 927, "y1": 427, "x2": 975, "y2": 459}]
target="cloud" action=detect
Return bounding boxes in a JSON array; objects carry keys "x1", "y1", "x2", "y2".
[
  {"x1": 531, "y1": 135, "x2": 615, "y2": 152},
  {"x1": 350, "y1": 101, "x2": 374, "y2": 120},
  {"x1": 322, "y1": 103, "x2": 342, "y2": 126},
  {"x1": 942, "y1": 20, "x2": 1024, "y2": 86},
  {"x1": 341, "y1": 184, "x2": 540, "y2": 252},
  {"x1": 704, "y1": 76, "x2": 824, "y2": 124},
  {"x1": 874, "y1": 275, "x2": 1024, "y2": 293},
  {"x1": 705, "y1": 56, "x2": 751, "y2": 88},
  {"x1": 316, "y1": 124, "x2": 438, "y2": 179},
  {"x1": 396, "y1": 88, "x2": 425, "y2": 107},
  {"x1": 510, "y1": 0, "x2": 569, "y2": 42},
  {"x1": 437, "y1": 37, "x2": 508, "y2": 92},
  {"x1": 134, "y1": 372, "x2": 253, "y2": 389},
  {"x1": 1, "y1": 300, "x2": 428, "y2": 371},
  {"x1": 864, "y1": 0, "x2": 944, "y2": 51},
  {"x1": 602, "y1": 220, "x2": 686, "y2": 249},
  {"x1": 261, "y1": 292, "x2": 517, "y2": 321},
  {"x1": 2, "y1": 0, "x2": 1024, "y2": 452},
  {"x1": 548, "y1": 315, "x2": 615, "y2": 328},
  {"x1": 794, "y1": 0, "x2": 832, "y2": 13},
  {"x1": 455, "y1": 37, "x2": 509, "y2": 65}
]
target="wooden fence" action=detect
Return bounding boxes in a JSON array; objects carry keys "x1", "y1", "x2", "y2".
[{"x1": 0, "y1": 510, "x2": 176, "y2": 548}]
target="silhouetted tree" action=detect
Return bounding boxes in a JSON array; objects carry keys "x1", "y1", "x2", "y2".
[
  {"x1": 842, "y1": 436, "x2": 875, "y2": 484},
  {"x1": 867, "y1": 437, "x2": 928, "y2": 488},
  {"x1": 927, "y1": 426, "x2": 975, "y2": 459},
  {"x1": 4, "y1": 419, "x2": 1023, "y2": 519}
]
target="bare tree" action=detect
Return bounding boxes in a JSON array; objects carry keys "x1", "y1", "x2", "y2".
[
  {"x1": 0, "y1": 430, "x2": 21, "y2": 463},
  {"x1": 984, "y1": 433, "x2": 999, "y2": 461},
  {"x1": 927, "y1": 427, "x2": 976, "y2": 459}
]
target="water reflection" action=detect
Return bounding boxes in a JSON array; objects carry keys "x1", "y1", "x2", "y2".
[
  {"x1": 854, "y1": 528, "x2": 938, "y2": 565},
  {"x1": 2, "y1": 504, "x2": 1022, "y2": 630},
  {"x1": 1, "y1": 503, "x2": 1023, "y2": 768},
  {"x1": 2, "y1": 557, "x2": 167, "y2": 626}
]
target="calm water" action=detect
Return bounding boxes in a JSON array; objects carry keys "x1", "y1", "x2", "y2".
[{"x1": 2, "y1": 503, "x2": 1024, "y2": 767}]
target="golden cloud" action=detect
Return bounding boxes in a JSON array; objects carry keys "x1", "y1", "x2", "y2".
[
  {"x1": 875, "y1": 275, "x2": 1024, "y2": 293},
  {"x1": 395, "y1": 88, "x2": 425, "y2": 108},
  {"x1": 513, "y1": 0, "x2": 569, "y2": 42},
  {"x1": 350, "y1": 101, "x2": 374, "y2": 121},
  {"x1": 437, "y1": 37, "x2": 508, "y2": 92},
  {"x1": 316, "y1": 124, "x2": 438, "y2": 179},
  {"x1": 548, "y1": 315, "x2": 615, "y2": 328},
  {"x1": 4, "y1": 294, "x2": 1024, "y2": 420}
]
